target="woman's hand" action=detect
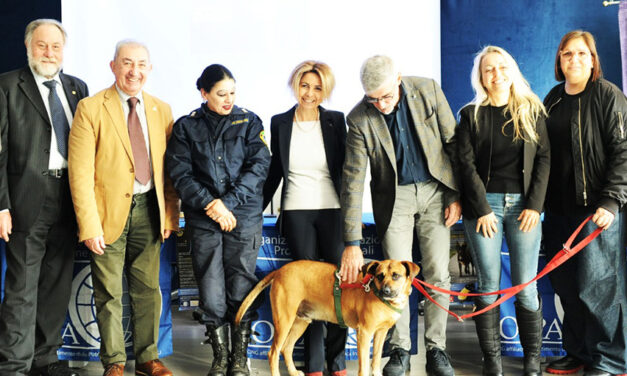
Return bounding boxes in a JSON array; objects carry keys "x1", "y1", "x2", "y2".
[
  {"x1": 476, "y1": 212, "x2": 498, "y2": 238},
  {"x1": 205, "y1": 199, "x2": 237, "y2": 232},
  {"x1": 517, "y1": 209, "x2": 540, "y2": 232},
  {"x1": 592, "y1": 207, "x2": 614, "y2": 230}
]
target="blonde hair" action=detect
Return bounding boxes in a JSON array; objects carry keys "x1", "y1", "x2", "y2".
[
  {"x1": 288, "y1": 60, "x2": 335, "y2": 101},
  {"x1": 469, "y1": 46, "x2": 546, "y2": 143}
]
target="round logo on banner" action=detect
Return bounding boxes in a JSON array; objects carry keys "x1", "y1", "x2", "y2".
[{"x1": 68, "y1": 264, "x2": 134, "y2": 348}]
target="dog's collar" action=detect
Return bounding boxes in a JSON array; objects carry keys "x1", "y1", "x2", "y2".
[{"x1": 334, "y1": 272, "x2": 404, "y2": 327}]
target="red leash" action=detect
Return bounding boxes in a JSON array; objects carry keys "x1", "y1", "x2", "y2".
[{"x1": 412, "y1": 215, "x2": 603, "y2": 321}]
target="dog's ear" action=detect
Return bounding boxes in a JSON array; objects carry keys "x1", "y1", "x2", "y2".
[
  {"x1": 402, "y1": 261, "x2": 421, "y2": 279},
  {"x1": 362, "y1": 261, "x2": 379, "y2": 276}
]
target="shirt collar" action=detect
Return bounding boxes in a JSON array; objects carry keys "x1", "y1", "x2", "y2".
[{"x1": 115, "y1": 84, "x2": 144, "y2": 105}]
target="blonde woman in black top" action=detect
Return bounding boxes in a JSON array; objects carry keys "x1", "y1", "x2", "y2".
[{"x1": 457, "y1": 45, "x2": 550, "y2": 376}]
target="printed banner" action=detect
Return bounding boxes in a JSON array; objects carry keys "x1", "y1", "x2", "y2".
[{"x1": 499, "y1": 242, "x2": 565, "y2": 357}]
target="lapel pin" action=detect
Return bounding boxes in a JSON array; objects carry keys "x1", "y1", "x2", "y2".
[{"x1": 72, "y1": 90, "x2": 77, "y2": 95}]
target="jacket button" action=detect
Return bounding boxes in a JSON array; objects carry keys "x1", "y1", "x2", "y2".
[
  {"x1": 44, "y1": 148, "x2": 49, "y2": 153},
  {"x1": 125, "y1": 193, "x2": 131, "y2": 198},
  {"x1": 218, "y1": 156, "x2": 222, "y2": 160}
]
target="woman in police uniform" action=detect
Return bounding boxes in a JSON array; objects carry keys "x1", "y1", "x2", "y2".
[
  {"x1": 262, "y1": 60, "x2": 348, "y2": 376},
  {"x1": 165, "y1": 64, "x2": 270, "y2": 376}
]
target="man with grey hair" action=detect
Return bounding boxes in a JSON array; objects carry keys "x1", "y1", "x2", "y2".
[
  {"x1": 68, "y1": 40, "x2": 179, "y2": 376},
  {"x1": 0, "y1": 18, "x2": 88, "y2": 376},
  {"x1": 339, "y1": 55, "x2": 460, "y2": 376}
]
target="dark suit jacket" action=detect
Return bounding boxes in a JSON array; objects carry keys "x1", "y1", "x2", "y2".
[
  {"x1": 263, "y1": 105, "x2": 347, "y2": 233},
  {"x1": 342, "y1": 77, "x2": 459, "y2": 241},
  {"x1": 0, "y1": 67, "x2": 88, "y2": 230}
]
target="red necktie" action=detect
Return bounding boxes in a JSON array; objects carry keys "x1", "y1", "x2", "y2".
[{"x1": 127, "y1": 97, "x2": 151, "y2": 185}]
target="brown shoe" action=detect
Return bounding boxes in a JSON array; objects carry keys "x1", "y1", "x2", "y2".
[
  {"x1": 103, "y1": 364, "x2": 124, "y2": 376},
  {"x1": 135, "y1": 360, "x2": 172, "y2": 376}
]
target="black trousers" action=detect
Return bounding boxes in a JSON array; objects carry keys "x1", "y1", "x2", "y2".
[
  {"x1": 282, "y1": 209, "x2": 347, "y2": 374},
  {"x1": 189, "y1": 221, "x2": 263, "y2": 327},
  {"x1": 0, "y1": 176, "x2": 76, "y2": 375}
]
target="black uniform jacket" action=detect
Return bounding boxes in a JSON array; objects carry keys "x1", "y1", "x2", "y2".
[{"x1": 166, "y1": 104, "x2": 270, "y2": 229}]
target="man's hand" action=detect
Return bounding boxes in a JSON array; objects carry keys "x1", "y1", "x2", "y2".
[
  {"x1": 339, "y1": 245, "x2": 364, "y2": 283},
  {"x1": 476, "y1": 212, "x2": 498, "y2": 238},
  {"x1": 592, "y1": 207, "x2": 614, "y2": 230},
  {"x1": 444, "y1": 200, "x2": 462, "y2": 228},
  {"x1": 517, "y1": 209, "x2": 540, "y2": 232},
  {"x1": 85, "y1": 236, "x2": 106, "y2": 255},
  {"x1": 0, "y1": 211, "x2": 12, "y2": 242},
  {"x1": 164, "y1": 230, "x2": 172, "y2": 239}
]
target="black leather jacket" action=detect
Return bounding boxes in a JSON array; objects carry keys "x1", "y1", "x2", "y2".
[
  {"x1": 457, "y1": 104, "x2": 550, "y2": 219},
  {"x1": 543, "y1": 78, "x2": 627, "y2": 214}
]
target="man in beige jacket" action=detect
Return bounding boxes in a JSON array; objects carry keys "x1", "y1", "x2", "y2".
[{"x1": 68, "y1": 40, "x2": 178, "y2": 376}]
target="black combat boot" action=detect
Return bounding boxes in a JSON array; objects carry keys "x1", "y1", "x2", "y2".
[
  {"x1": 515, "y1": 298, "x2": 543, "y2": 376},
  {"x1": 473, "y1": 301, "x2": 504, "y2": 376},
  {"x1": 228, "y1": 322, "x2": 252, "y2": 376},
  {"x1": 206, "y1": 324, "x2": 230, "y2": 376}
]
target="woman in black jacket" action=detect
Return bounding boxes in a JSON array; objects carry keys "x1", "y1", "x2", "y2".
[
  {"x1": 262, "y1": 60, "x2": 347, "y2": 376},
  {"x1": 457, "y1": 46, "x2": 550, "y2": 376},
  {"x1": 165, "y1": 64, "x2": 271, "y2": 376},
  {"x1": 542, "y1": 31, "x2": 627, "y2": 376}
]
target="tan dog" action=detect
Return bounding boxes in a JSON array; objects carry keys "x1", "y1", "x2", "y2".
[{"x1": 234, "y1": 259, "x2": 420, "y2": 376}]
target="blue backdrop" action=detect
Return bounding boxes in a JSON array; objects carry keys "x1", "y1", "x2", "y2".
[{"x1": 441, "y1": 0, "x2": 623, "y2": 115}]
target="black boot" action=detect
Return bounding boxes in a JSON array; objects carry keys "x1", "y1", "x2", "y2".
[
  {"x1": 515, "y1": 298, "x2": 543, "y2": 376},
  {"x1": 228, "y1": 322, "x2": 252, "y2": 376},
  {"x1": 206, "y1": 324, "x2": 230, "y2": 376},
  {"x1": 473, "y1": 301, "x2": 504, "y2": 376}
]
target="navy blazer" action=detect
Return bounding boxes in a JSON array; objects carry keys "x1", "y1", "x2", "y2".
[{"x1": 262, "y1": 105, "x2": 347, "y2": 232}]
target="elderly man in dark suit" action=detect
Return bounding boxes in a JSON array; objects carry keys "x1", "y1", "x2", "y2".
[
  {"x1": 339, "y1": 55, "x2": 460, "y2": 376},
  {"x1": 0, "y1": 19, "x2": 88, "y2": 376}
]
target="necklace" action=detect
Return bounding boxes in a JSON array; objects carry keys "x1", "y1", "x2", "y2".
[{"x1": 294, "y1": 107, "x2": 319, "y2": 133}]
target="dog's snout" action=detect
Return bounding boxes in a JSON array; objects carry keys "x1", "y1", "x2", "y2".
[{"x1": 382, "y1": 285, "x2": 392, "y2": 296}]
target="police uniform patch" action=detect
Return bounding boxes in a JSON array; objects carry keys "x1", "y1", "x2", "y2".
[
  {"x1": 260, "y1": 130, "x2": 268, "y2": 146},
  {"x1": 231, "y1": 119, "x2": 249, "y2": 126}
]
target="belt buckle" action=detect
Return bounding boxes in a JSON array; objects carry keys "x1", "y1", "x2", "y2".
[{"x1": 49, "y1": 169, "x2": 63, "y2": 178}]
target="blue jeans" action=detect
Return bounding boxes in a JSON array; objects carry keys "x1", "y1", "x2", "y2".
[
  {"x1": 543, "y1": 210, "x2": 627, "y2": 374},
  {"x1": 463, "y1": 193, "x2": 541, "y2": 310}
]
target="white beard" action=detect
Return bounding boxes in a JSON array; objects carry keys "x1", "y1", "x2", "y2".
[{"x1": 27, "y1": 49, "x2": 62, "y2": 78}]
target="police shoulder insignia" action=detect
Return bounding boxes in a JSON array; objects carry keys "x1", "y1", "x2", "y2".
[{"x1": 260, "y1": 130, "x2": 268, "y2": 146}]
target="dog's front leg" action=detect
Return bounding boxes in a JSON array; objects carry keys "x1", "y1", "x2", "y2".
[
  {"x1": 357, "y1": 328, "x2": 373, "y2": 376},
  {"x1": 370, "y1": 328, "x2": 387, "y2": 376}
]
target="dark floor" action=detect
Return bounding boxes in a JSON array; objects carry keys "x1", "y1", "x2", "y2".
[{"x1": 71, "y1": 308, "x2": 564, "y2": 376}]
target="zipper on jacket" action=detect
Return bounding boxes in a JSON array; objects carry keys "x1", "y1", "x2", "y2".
[
  {"x1": 547, "y1": 97, "x2": 562, "y2": 114},
  {"x1": 577, "y1": 98, "x2": 588, "y2": 205},
  {"x1": 619, "y1": 112, "x2": 625, "y2": 139}
]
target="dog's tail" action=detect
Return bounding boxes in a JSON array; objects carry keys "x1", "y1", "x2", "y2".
[{"x1": 234, "y1": 270, "x2": 277, "y2": 326}]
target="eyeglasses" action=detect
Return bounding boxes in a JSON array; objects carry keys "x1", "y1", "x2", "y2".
[
  {"x1": 365, "y1": 92, "x2": 395, "y2": 104},
  {"x1": 560, "y1": 50, "x2": 591, "y2": 61}
]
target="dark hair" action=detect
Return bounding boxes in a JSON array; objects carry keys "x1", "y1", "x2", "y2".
[
  {"x1": 554, "y1": 30, "x2": 602, "y2": 82},
  {"x1": 196, "y1": 64, "x2": 235, "y2": 92}
]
